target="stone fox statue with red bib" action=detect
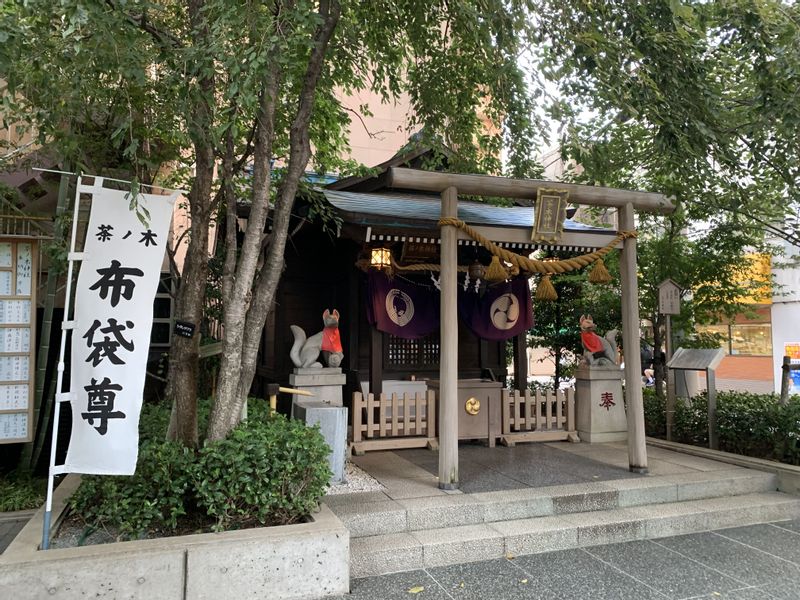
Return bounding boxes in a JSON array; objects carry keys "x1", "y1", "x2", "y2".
[
  {"x1": 290, "y1": 309, "x2": 344, "y2": 368},
  {"x1": 579, "y1": 314, "x2": 618, "y2": 367}
]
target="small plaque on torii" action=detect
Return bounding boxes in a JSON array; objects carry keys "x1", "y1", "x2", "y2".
[{"x1": 531, "y1": 188, "x2": 568, "y2": 242}]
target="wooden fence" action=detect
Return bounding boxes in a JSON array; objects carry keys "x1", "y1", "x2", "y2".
[
  {"x1": 351, "y1": 391, "x2": 438, "y2": 455},
  {"x1": 500, "y1": 388, "x2": 579, "y2": 446}
]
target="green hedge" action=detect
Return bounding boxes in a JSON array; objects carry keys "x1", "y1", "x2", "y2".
[
  {"x1": 69, "y1": 401, "x2": 331, "y2": 539},
  {"x1": 643, "y1": 390, "x2": 800, "y2": 466}
]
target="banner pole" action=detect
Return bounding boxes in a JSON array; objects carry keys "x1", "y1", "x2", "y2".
[{"x1": 42, "y1": 175, "x2": 84, "y2": 550}]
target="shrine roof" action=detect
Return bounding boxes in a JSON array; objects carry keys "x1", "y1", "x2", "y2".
[{"x1": 322, "y1": 189, "x2": 613, "y2": 234}]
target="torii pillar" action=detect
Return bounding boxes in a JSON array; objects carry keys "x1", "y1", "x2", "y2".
[
  {"x1": 619, "y1": 203, "x2": 648, "y2": 472},
  {"x1": 438, "y1": 186, "x2": 459, "y2": 489}
]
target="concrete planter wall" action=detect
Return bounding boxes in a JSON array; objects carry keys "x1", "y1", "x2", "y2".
[{"x1": 0, "y1": 475, "x2": 349, "y2": 600}]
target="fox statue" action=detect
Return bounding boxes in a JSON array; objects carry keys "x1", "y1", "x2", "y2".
[
  {"x1": 290, "y1": 309, "x2": 344, "y2": 369},
  {"x1": 579, "y1": 314, "x2": 618, "y2": 367}
]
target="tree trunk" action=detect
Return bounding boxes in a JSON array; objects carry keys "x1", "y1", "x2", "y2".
[
  {"x1": 165, "y1": 157, "x2": 213, "y2": 447},
  {"x1": 230, "y1": 1, "x2": 342, "y2": 430},
  {"x1": 207, "y1": 0, "x2": 342, "y2": 440},
  {"x1": 554, "y1": 347, "x2": 562, "y2": 391},
  {"x1": 165, "y1": 0, "x2": 215, "y2": 447},
  {"x1": 206, "y1": 63, "x2": 280, "y2": 442},
  {"x1": 233, "y1": 170, "x2": 299, "y2": 415}
]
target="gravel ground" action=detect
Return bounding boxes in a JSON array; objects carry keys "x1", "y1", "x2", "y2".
[
  {"x1": 50, "y1": 516, "x2": 125, "y2": 549},
  {"x1": 324, "y1": 461, "x2": 385, "y2": 495}
]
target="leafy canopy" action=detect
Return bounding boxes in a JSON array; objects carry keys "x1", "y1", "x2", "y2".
[
  {"x1": 0, "y1": 1, "x2": 547, "y2": 181},
  {"x1": 533, "y1": 0, "x2": 799, "y2": 347}
]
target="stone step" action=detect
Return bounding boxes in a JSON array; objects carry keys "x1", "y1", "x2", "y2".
[
  {"x1": 327, "y1": 468, "x2": 777, "y2": 538},
  {"x1": 350, "y1": 491, "x2": 800, "y2": 578}
]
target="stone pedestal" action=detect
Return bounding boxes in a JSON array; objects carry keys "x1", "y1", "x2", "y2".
[
  {"x1": 292, "y1": 400, "x2": 348, "y2": 484},
  {"x1": 289, "y1": 367, "x2": 346, "y2": 406},
  {"x1": 575, "y1": 365, "x2": 628, "y2": 443}
]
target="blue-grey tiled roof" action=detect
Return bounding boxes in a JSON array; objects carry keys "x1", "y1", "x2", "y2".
[{"x1": 322, "y1": 189, "x2": 610, "y2": 233}]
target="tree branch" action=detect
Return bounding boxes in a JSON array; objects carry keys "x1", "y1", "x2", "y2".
[
  {"x1": 104, "y1": 0, "x2": 184, "y2": 49},
  {"x1": 342, "y1": 106, "x2": 391, "y2": 140}
]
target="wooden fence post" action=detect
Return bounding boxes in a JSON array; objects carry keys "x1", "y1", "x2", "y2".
[{"x1": 780, "y1": 356, "x2": 791, "y2": 405}]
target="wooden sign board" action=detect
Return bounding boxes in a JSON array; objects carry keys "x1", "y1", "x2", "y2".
[
  {"x1": 667, "y1": 348, "x2": 725, "y2": 372},
  {"x1": 401, "y1": 240, "x2": 438, "y2": 262},
  {"x1": 0, "y1": 239, "x2": 37, "y2": 444},
  {"x1": 531, "y1": 189, "x2": 568, "y2": 242},
  {"x1": 658, "y1": 278, "x2": 681, "y2": 315}
]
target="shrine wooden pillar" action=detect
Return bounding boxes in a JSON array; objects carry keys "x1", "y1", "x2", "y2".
[
  {"x1": 438, "y1": 186, "x2": 459, "y2": 489},
  {"x1": 619, "y1": 203, "x2": 648, "y2": 472},
  {"x1": 369, "y1": 327, "x2": 383, "y2": 397},
  {"x1": 512, "y1": 334, "x2": 527, "y2": 391}
]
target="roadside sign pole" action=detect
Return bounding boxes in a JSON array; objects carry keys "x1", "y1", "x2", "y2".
[
  {"x1": 665, "y1": 313, "x2": 675, "y2": 441},
  {"x1": 658, "y1": 279, "x2": 681, "y2": 442}
]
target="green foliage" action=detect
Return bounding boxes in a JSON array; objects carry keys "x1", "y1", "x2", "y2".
[
  {"x1": 535, "y1": 0, "x2": 799, "y2": 387},
  {"x1": 529, "y1": 251, "x2": 622, "y2": 387},
  {"x1": 671, "y1": 394, "x2": 710, "y2": 447},
  {"x1": 643, "y1": 390, "x2": 800, "y2": 465},
  {"x1": 540, "y1": 0, "x2": 799, "y2": 230},
  {"x1": 138, "y1": 401, "x2": 173, "y2": 443},
  {"x1": 0, "y1": 471, "x2": 45, "y2": 512},
  {"x1": 69, "y1": 439, "x2": 195, "y2": 538},
  {"x1": 678, "y1": 330, "x2": 729, "y2": 350},
  {"x1": 68, "y1": 402, "x2": 330, "y2": 539},
  {"x1": 642, "y1": 388, "x2": 666, "y2": 438},
  {"x1": 195, "y1": 413, "x2": 331, "y2": 530},
  {"x1": 0, "y1": 181, "x2": 21, "y2": 207},
  {"x1": 0, "y1": 0, "x2": 546, "y2": 184}
]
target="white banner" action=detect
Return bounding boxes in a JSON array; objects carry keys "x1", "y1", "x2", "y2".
[{"x1": 64, "y1": 185, "x2": 176, "y2": 475}]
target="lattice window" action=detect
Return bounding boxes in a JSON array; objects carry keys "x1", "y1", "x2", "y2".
[{"x1": 386, "y1": 333, "x2": 440, "y2": 369}]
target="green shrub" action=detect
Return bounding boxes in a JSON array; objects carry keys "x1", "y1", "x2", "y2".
[
  {"x1": 0, "y1": 472, "x2": 45, "y2": 512},
  {"x1": 137, "y1": 396, "x2": 219, "y2": 442},
  {"x1": 194, "y1": 413, "x2": 331, "y2": 530},
  {"x1": 672, "y1": 394, "x2": 709, "y2": 447},
  {"x1": 642, "y1": 388, "x2": 665, "y2": 437},
  {"x1": 644, "y1": 389, "x2": 800, "y2": 466},
  {"x1": 138, "y1": 401, "x2": 172, "y2": 442},
  {"x1": 69, "y1": 402, "x2": 332, "y2": 538},
  {"x1": 69, "y1": 439, "x2": 195, "y2": 538},
  {"x1": 715, "y1": 391, "x2": 780, "y2": 459},
  {"x1": 776, "y1": 400, "x2": 800, "y2": 465}
]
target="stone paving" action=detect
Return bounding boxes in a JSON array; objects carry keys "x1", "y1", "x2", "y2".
[
  {"x1": 336, "y1": 520, "x2": 800, "y2": 600},
  {"x1": 338, "y1": 440, "x2": 800, "y2": 586},
  {"x1": 0, "y1": 512, "x2": 33, "y2": 555},
  {"x1": 397, "y1": 441, "x2": 643, "y2": 494}
]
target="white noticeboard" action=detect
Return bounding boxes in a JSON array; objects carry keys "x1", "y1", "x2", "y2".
[
  {"x1": 63, "y1": 184, "x2": 176, "y2": 475},
  {"x1": 658, "y1": 279, "x2": 681, "y2": 315},
  {"x1": 0, "y1": 240, "x2": 37, "y2": 444}
]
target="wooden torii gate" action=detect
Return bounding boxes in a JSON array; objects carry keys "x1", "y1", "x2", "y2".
[{"x1": 385, "y1": 167, "x2": 675, "y2": 489}]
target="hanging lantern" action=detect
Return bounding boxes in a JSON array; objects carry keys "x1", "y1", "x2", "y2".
[
  {"x1": 468, "y1": 259, "x2": 485, "y2": 281},
  {"x1": 370, "y1": 247, "x2": 392, "y2": 270}
]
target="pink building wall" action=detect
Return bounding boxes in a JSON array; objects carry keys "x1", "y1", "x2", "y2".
[{"x1": 339, "y1": 90, "x2": 414, "y2": 166}]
